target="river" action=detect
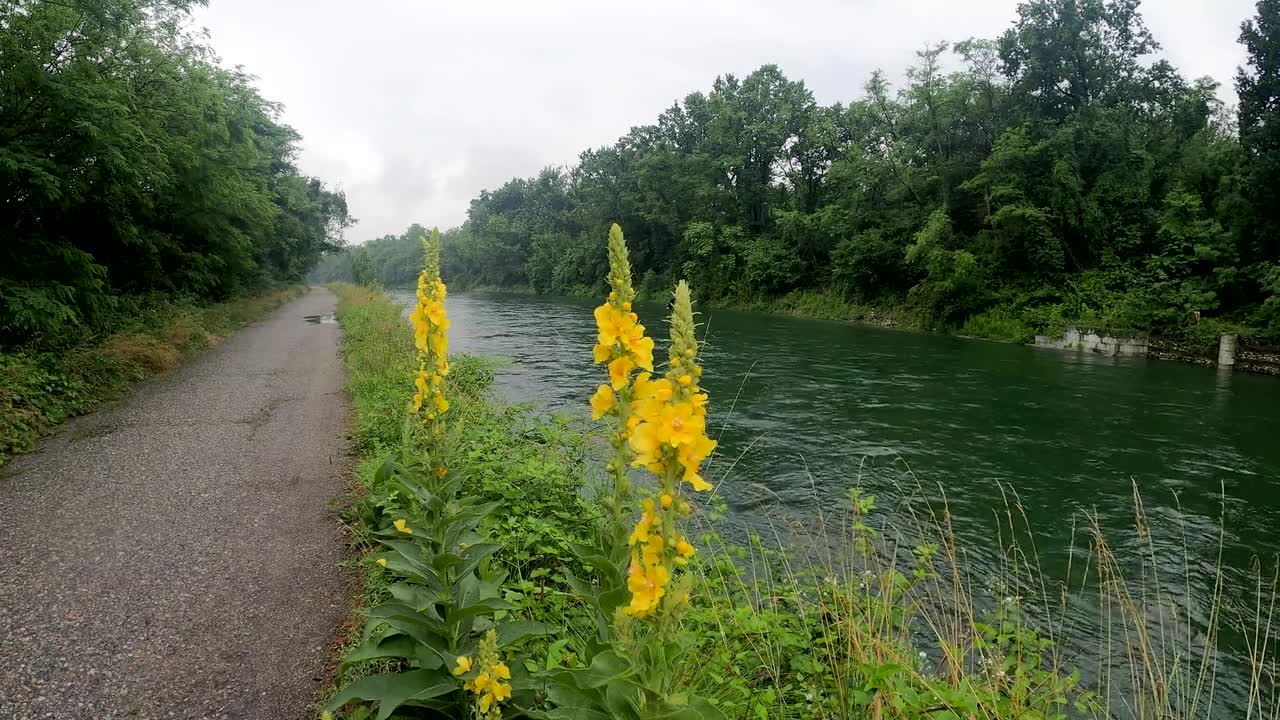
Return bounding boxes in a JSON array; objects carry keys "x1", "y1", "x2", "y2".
[{"x1": 407, "y1": 289, "x2": 1280, "y2": 714}]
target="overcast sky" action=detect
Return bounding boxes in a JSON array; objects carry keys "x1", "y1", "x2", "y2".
[{"x1": 193, "y1": 0, "x2": 1258, "y2": 242}]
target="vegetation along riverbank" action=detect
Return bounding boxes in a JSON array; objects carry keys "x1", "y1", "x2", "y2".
[
  {"x1": 313, "y1": 0, "x2": 1280, "y2": 356},
  {"x1": 325, "y1": 226, "x2": 1279, "y2": 720}
]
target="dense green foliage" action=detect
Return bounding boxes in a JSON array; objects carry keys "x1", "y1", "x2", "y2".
[
  {"x1": 311, "y1": 225, "x2": 448, "y2": 289},
  {"x1": 407, "y1": 0, "x2": 1278, "y2": 338},
  {"x1": 1, "y1": 0, "x2": 352, "y2": 345}
]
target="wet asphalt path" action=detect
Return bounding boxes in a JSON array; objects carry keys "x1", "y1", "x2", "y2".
[{"x1": 0, "y1": 288, "x2": 352, "y2": 719}]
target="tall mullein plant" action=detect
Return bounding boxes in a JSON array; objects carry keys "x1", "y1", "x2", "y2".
[
  {"x1": 624, "y1": 280, "x2": 715, "y2": 624},
  {"x1": 408, "y1": 228, "x2": 450, "y2": 463},
  {"x1": 590, "y1": 224, "x2": 654, "y2": 528}
]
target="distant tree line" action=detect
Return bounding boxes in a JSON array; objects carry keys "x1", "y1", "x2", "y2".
[
  {"x1": 1, "y1": 0, "x2": 353, "y2": 345},
  {"x1": 365, "y1": 0, "x2": 1275, "y2": 338},
  {"x1": 311, "y1": 224, "x2": 438, "y2": 289}
]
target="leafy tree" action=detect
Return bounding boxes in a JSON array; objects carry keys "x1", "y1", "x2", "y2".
[
  {"x1": 0, "y1": 0, "x2": 350, "y2": 345},
  {"x1": 349, "y1": 0, "x2": 1277, "y2": 341},
  {"x1": 1238, "y1": 0, "x2": 1280, "y2": 268}
]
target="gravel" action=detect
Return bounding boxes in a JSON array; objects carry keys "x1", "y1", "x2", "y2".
[{"x1": 0, "y1": 288, "x2": 353, "y2": 719}]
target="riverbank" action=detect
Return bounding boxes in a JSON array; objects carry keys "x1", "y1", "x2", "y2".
[
  {"x1": 0, "y1": 286, "x2": 304, "y2": 467},
  {"x1": 448, "y1": 282, "x2": 1280, "y2": 375},
  {"x1": 325, "y1": 283, "x2": 1280, "y2": 719}
]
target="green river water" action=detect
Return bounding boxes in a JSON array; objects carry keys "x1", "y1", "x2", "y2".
[{"x1": 415, "y1": 290, "x2": 1280, "y2": 714}]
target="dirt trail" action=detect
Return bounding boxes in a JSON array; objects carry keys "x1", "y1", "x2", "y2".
[{"x1": 0, "y1": 287, "x2": 351, "y2": 719}]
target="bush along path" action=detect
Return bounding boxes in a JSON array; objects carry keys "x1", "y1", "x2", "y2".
[
  {"x1": 0, "y1": 287, "x2": 352, "y2": 720},
  {"x1": 325, "y1": 227, "x2": 1151, "y2": 720}
]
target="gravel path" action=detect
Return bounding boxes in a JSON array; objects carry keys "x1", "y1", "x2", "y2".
[{"x1": 0, "y1": 288, "x2": 352, "y2": 720}]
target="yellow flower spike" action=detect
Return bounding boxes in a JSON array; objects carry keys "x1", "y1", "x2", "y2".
[
  {"x1": 467, "y1": 629, "x2": 510, "y2": 719},
  {"x1": 409, "y1": 228, "x2": 450, "y2": 427},
  {"x1": 619, "y1": 280, "x2": 720, "y2": 621},
  {"x1": 393, "y1": 518, "x2": 412, "y2": 535}
]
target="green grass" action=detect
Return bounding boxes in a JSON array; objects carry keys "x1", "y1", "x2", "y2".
[
  {"x1": 958, "y1": 308, "x2": 1036, "y2": 343},
  {"x1": 327, "y1": 284, "x2": 1280, "y2": 720},
  {"x1": 0, "y1": 286, "x2": 304, "y2": 467}
]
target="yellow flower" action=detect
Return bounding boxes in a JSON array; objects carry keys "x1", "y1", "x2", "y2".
[
  {"x1": 626, "y1": 553, "x2": 670, "y2": 618},
  {"x1": 430, "y1": 332, "x2": 448, "y2": 357},
  {"x1": 594, "y1": 304, "x2": 631, "y2": 347},
  {"x1": 593, "y1": 342, "x2": 612, "y2": 364},
  {"x1": 608, "y1": 356, "x2": 635, "y2": 390},
  {"x1": 684, "y1": 472, "x2": 713, "y2": 493},
  {"x1": 628, "y1": 498, "x2": 657, "y2": 545},
  {"x1": 479, "y1": 680, "x2": 512, "y2": 713},
  {"x1": 375, "y1": 558, "x2": 388, "y2": 568},
  {"x1": 453, "y1": 655, "x2": 472, "y2": 676},
  {"x1": 437, "y1": 467, "x2": 447, "y2": 478},
  {"x1": 590, "y1": 384, "x2": 616, "y2": 420},
  {"x1": 425, "y1": 300, "x2": 446, "y2": 326},
  {"x1": 628, "y1": 420, "x2": 665, "y2": 471},
  {"x1": 675, "y1": 537, "x2": 696, "y2": 561},
  {"x1": 660, "y1": 493, "x2": 673, "y2": 508},
  {"x1": 619, "y1": 322, "x2": 655, "y2": 371},
  {"x1": 393, "y1": 518, "x2": 412, "y2": 535}
]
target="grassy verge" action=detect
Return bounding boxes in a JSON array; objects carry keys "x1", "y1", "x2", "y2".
[
  {"x1": 0, "y1": 286, "x2": 304, "y2": 467},
  {"x1": 329, "y1": 284, "x2": 1279, "y2": 720},
  {"x1": 325, "y1": 284, "x2": 602, "y2": 714}
]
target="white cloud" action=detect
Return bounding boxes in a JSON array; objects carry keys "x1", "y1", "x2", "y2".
[{"x1": 192, "y1": 0, "x2": 1258, "y2": 240}]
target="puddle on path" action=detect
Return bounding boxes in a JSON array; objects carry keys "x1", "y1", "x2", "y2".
[{"x1": 303, "y1": 314, "x2": 337, "y2": 325}]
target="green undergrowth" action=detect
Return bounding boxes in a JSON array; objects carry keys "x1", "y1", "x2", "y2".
[
  {"x1": 0, "y1": 286, "x2": 304, "y2": 467},
  {"x1": 333, "y1": 284, "x2": 1213, "y2": 720}
]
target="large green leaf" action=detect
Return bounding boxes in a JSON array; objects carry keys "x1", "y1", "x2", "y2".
[
  {"x1": 496, "y1": 619, "x2": 555, "y2": 648},
  {"x1": 366, "y1": 602, "x2": 446, "y2": 649},
  {"x1": 545, "y1": 672, "x2": 608, "y2": 717},
  {"x1": 456, "y1": 542, "x2": 500, "y2": 578},
  {"x1": 446, "y1": 598, "x2": 518, "y2": 624},
  {"x1": 654, "y1": 695, "x2": 729, "y2": 720},
  {"x1": 580, "y1": 650, "x2": 631, "y2": 688},
  {"x1": 340, "y1": 634, "x2": 416, "y2": 670},
  {"x1": 326, "y1": 669, "x2": 457, "y2": 720}
]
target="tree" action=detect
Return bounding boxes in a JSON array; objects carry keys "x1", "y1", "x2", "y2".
[
  {"x1": 1238, "y1": 0, "x2": 1280, "y2": 265},
  {"x1": 430, "y1": 0, "x2": 1274, "y2": 340},
  {"x1": 0, "y1": 0, "x2": 350, "y2": 344}
]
